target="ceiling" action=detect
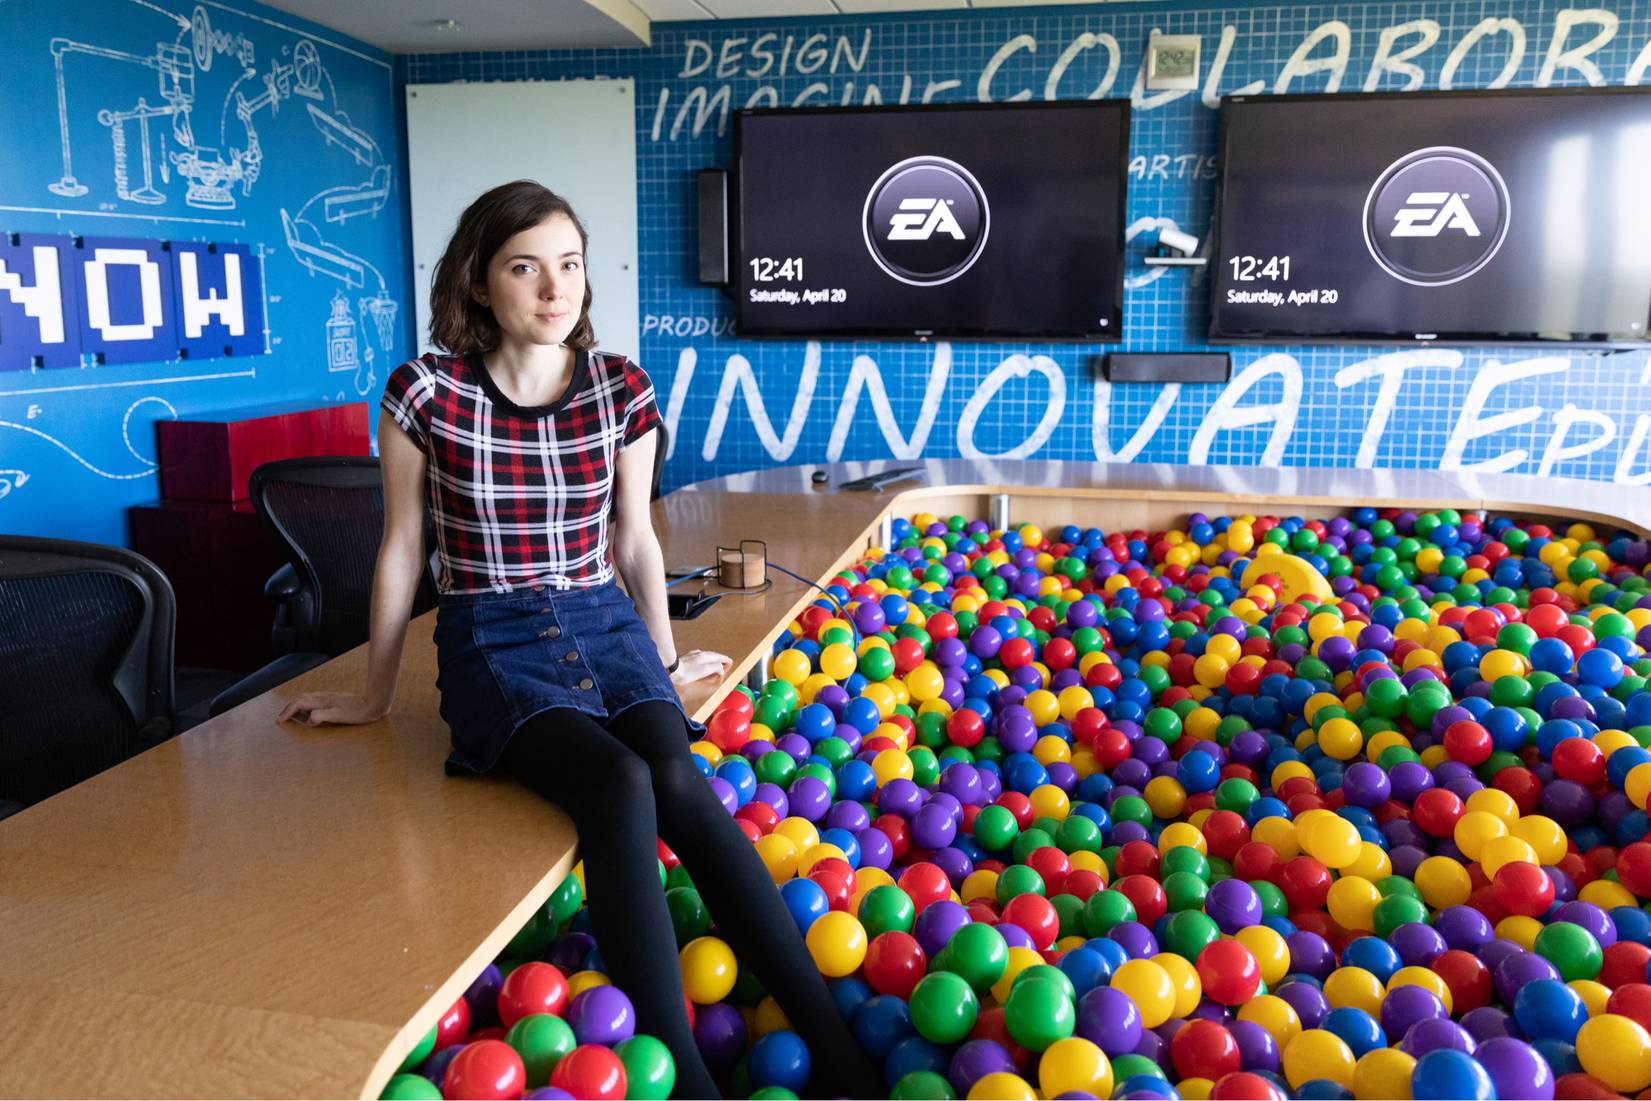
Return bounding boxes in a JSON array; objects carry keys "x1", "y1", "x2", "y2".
[{"x1": 259, "y1": 0, "x2": 1120, "y2": 54}]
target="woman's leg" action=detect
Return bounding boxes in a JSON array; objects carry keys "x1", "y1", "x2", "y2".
[
  {"x1": 498, "y1": 708, "x2": 721, "y2": 1100},
  {"x1": 606, "y1": 701, "x2": 887, "y2": 1100}
]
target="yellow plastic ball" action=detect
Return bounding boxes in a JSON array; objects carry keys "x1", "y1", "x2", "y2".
[
  {"x1": 1300, "y1": 812, "x2": 1362, "y2": 869},
  {"x1": 803, "y1": 911, "x2": 867, "y2": 978},
  {"x1": 872, "y1": 749, "x2": 914, "y2": 786},
  {"x1": 680, "y1": 936, "x2": 738, "y2": 1003},
  {"x1": 1576, "y1": 1014, "x2": 1651, "y2": 1093},
  {"x1": 1327, "y1": 876, "x2": 1382, "y2": 932},
  {"x1": 1030, "y1": 783, "x2": 1072, "y2": 821},
  {"x1": 754, "y1": 995, "x2": 792, "y2": 1037},
  {"x1": 774, "y1": 817, "x2": 820, "y2": 852},
  {"x1": 967, "y1": 1073, "x2": 1037, "y2": 1101},
  {"x1": 1323, "y1": 967, "x2": 1385, "y2": 1017},
  {"x1": 1511, "y1": 815, "x2": 1568, "y2": 866},
  {"x1": 1037, "y1": 1038, "x2": 1114, "y2": 1100},
  {"x1": 566, "y1": 969, "x2": 612, "y2": 998},
  {"x1": 1478, "y1": 649, "x2": 1525, "y2": 681},
  {"x1": 1144, "y1": 776, "x2": 1188, "y2": 820},
  {"x1": 1342, "y1": 842, "x2": 1393, "y2": 883},
  {"x1": 1239, "y1": 994, "x2": 1303, "y2": 1050},
  {"x1": 1572, "y1": 979, "x2": 1613, "y2": 1018},
  {"x1": 1251, "y1": 816, "x2": 1301, "y2": 860},
  {"x1": 1152, "y1": 952, "x2": 1204, "y2": 1019},
  {"x1": 1453, "y1": 810, "x2": 1508, "y2": 862},
  {"x1": 1415, "y1": 856, "x2": 1472, "y2": 909},
  {"x1": 1480, "y1": 834, "x2": 1540, "y2": 879},
  {"x1": 1283, "y1": 1029, "x2": 1357, "y2": 1089},
  {"x1": 753, "y1": 834, "x2": 799, "y2": 882},
  {"x1": 1464, "y1": 788, "x2": 1520, "y2": 825},
  {"x1": 819, "y1": 642, "x2": 858, "y2": 681},
  {"x1": 1318, "y1": 718, "x2": 1365, "y2": 762},
  {"x1": 1353, "y1": 1047, "x2": 1416, "y2": 1101},
  {"x1": 1237, "y1": 926, "x2": 1292, "y2": 987},
  {"x1": 1111, "y1": 959, "x2": 1177, "y2": 1028},
  {"x1": 1582, "y1": 878, "x2": 1639, "y2": 910},
  {"x1": 1495, "y1": 915, "x2": 1544, "y2": 951},
  {"x1": 1158, "y1": 821, "x2": 1208, "y2": 855}
]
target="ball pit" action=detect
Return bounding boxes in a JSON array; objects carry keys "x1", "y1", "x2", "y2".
[{"x1": 386, "y1": 505, "x2": 1651, "y2": 1100}]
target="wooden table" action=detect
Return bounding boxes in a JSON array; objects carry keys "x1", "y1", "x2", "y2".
[{"x1": 2, "y1": 462, "x2": 1646, "y2": 1098}]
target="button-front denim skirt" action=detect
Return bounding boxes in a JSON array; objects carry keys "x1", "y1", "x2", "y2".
[{"x1": 433, "y1": 580, "x2": 705, "y2": 775}]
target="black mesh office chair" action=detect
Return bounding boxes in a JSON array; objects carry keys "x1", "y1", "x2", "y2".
[
  {"x1": 0, "y1": 535, "x2": 176, "y2": 815},
  {"x1": 209, "y1": 457, "x2": 438, "y2": 716},
  {"x1": 652, "y1": 419, "x2": 670, "y2": 501}
]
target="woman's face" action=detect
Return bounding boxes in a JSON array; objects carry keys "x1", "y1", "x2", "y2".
[{"x1": 477, "y1": 213, "x2": 586, "y2": 348}]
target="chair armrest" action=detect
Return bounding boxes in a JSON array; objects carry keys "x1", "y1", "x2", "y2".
[
  {"x1": 208, "y1": 652, "x2": 331, "y2": 717},
  {"x1": 264, "y1": 563, "x2": 303, "y2": 603}
]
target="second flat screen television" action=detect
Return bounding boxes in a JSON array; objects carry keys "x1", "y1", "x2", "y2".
[
  {"x1": 1211, "y1": 87, "x2": 1651, "y2": 344},
  {"x1": 734, "y1": 102, "x2": 1130, "y2": 339}
]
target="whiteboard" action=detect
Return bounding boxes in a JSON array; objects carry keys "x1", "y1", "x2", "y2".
[{"x1": 405, "y1": 79, "x2": 639, "y2": 363}]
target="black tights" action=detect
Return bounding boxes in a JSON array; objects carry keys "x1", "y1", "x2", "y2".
[{"x1": 499, "y1": 702, "x2": 885, "y2": 1100}]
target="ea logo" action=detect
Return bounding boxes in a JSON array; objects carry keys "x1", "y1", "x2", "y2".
[
  {"x1": 862, "y1": 156, "x2": 989, "y2": 286},
  {"x1": 1363, "y1": 147, "x2": 1510, "y2": 287}
]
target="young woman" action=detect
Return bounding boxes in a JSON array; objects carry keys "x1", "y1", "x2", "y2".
[{"x1": 276, "y1": 181, "x2": 884, "y2": 1100}]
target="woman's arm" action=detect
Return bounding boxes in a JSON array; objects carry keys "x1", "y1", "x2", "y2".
[
  {"x1": 277, "y1": 411, "x2": 430, "y2": 725},
  {"x1": 611, "y1": 428, "x2": 731, "y2": 684},
  {"x1": 610, "y1": 428, "x2": 676, "y2": 667}
]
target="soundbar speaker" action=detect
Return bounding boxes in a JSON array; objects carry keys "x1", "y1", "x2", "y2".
[{"x1": 696, "y1": 168, "x2": 729, "y2": 286}]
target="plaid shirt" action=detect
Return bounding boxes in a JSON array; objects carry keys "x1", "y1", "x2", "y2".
[{"x1": 381, "y1": 349, "x2": 661, "y2": 594}]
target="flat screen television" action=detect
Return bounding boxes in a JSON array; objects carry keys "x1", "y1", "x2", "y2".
[
  {"x1": 733, "y1": 101, "x2": 1130, "y2": 340},
  {"x1": 1209, "y1": 87, "x2": 1651, "y2": 345}
]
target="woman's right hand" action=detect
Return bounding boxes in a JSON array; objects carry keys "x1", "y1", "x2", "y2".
[{"x1": 276, "y1": 692, "x2": 388, "y2": 727}]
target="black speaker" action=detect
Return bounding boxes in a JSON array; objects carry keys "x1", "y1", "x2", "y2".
[{"x1": 696, "y1": 168, "x2": 729, "y2": 286}]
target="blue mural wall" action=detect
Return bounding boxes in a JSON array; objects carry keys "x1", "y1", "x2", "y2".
[
  {"x1": 0, "y1": 0, "x2": 409, "y2": 544},
  {"x1": 408, "y1": 0, "x2": 1651, "y2": 493}
]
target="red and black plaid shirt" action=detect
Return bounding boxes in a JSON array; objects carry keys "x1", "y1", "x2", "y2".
[{"x1": 381, "y1": 349, "x2": 661, "y2": 594}]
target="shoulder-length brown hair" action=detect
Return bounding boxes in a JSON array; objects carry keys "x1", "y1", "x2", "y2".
[{"x1": 428, "y1": 180, "x2": 597, "y2": 355}]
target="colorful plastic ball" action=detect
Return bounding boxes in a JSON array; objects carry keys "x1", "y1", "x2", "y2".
[
  {"x1": 382, "y1": 1074, "x2": 443, "y2": 1100},
  {"x1": 1005, "y1": 973, "x2": 1077, "y2": 1052},
  {"x1": 1515, "y1": 979, "x2": 1589, "y2": 1043},
  {"x1": 1037, "y1": 1036, "x2": 1115, "y2": 1099},
  {"x1": 613, "y1": 1035, "x2": 675, "y2": 1101},
  {"x1": 547, "y1": 1045, "x2": 626, "y2": 1101},
  {"x1": 1494, "y1": 861, "x2": 1557, "y2": 918},
  {"x1": 1410, "y1": 1047, "x2": 1494, "y2": 1100},
  {"x1": 444, "y1": 1040, "x2": 529, "y2": 1101},
  {"x1": 965, "y1": 1072, "x2": 1037, "y2": 1100},
  {"x1": 1076, "y1": 985, "x2": 1144, "y2": 1056},
  {"x1": 748, "y1": 1030, "x2": 812, "y2": 1094},
  {"x1": 1575, "y1": 1013, "x2": 1651, "y2": 1093},
  {"x1": 805, "y1": 911, "x2": 868, "y2": 977},
  {"x1": 1197, "y1": 939, "x2": 1263, "y2": 1005},
  {"x1": 1536, "y1": 923, "x2": 1605, "y2": 982},
  {"x1": 566, "y1": 985, "x2": 635, "y2": 1047},
  {"x1": 679, "y1": 937, "x2": 738, "y2": 1004},
  {"x1": 1209, "y1": 1071, "x2": 1287, "y2": 1100},
  {"x1": 910, "y1": 971, "x2": 980, "y2": 1045},
  {"x1": 1282, "y1": 1029, "x2": 1356, "y2": 1089},
  {"x1": 1172, "y1": 1020, "x2": 1242, "y2": 1081},
  {"x1": 1477, "y1": 1036, "x2": 1555, "y2": 1101},
  {"x1": 1111, "y1": 959, "x2": 1177, "y2": 1029}
]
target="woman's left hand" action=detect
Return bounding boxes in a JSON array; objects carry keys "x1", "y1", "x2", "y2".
[{"x1": 670, "y1": 649, "x2": 733, "y2": 685}]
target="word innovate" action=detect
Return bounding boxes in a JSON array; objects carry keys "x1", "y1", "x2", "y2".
[{"x1": 0, "y1": 233, "x2": 266, "y2": 371}]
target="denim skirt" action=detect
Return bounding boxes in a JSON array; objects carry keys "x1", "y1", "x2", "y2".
[{"x1": 433, "y1": 579, "x2": 705, "y2": 775}]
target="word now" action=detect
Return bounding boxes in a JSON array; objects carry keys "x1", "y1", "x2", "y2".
[{"x1": 0, "y1": 233, "x2": 266, "y2": 370}]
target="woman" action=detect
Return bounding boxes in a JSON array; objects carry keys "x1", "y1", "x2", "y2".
[{"x1": 277, "y1": 180, "x2": 883, "y2": 1100}]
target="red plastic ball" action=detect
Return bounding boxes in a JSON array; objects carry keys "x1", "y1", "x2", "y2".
[
  {"x1": 1411, "y1": 788, "x2": 1467, "y2": 837},
  {"x1": 1442, "y1": 721, "x2": 1493, "y2": 766},
  {"x1": 1233, "y1": 841, "x2": 1284, "y2": 884},
  {"x1": 864, "y1": 931, "x2": 927, "y2": 999},
  {"x1": 548, "y1": 1045, "x2": 627, "y2": 1101},
  {"x1": 443, "y1": 1039, "x2": 528, "y2": 1101},
  {"x1": 1616, "y1": 842, "x2": 1651, "y2": 897},
  {"x1": 1117, "y1": 840, "x2": 1162, "y2": 879},
  {"x1": 435, "y1": 996, "x2": 472, "y2": 1051},
  {"x1": 1062, "y1": 870, "x2": 1105, "y2": 902},
  {"x1": 898, "y1": 862, "x2": 952, "y2": 914},
  {"x1": 1210, "y1": 1072, "x2": 1287, "y2": 1101},
  {"x1": 1605, "y1": 983, "x2": 1651, "y2": 1032},
  {"x1": 1196, "y1": 939, "x2": 1262, "y2": 1005},
  {"x1": 1001, "y1": 893, "x2": 1061, "y2": 950},
  {"x1": 497, "y1": 963, "x2": 569, "y2": 1028},
  {"x1": 1113, "y1": 874, "x2": 1169, "y2": 927},
  {"x1": 1202, "y1": 811, "x2": 1252, "y2": 862},
  {"x1": 1492, "y1": 860, "x2": 1556, "y2": 917},
  {"x1": 1600, "y1": 942, "x2": 1651, "y2": 990},
  {"x1": 1171, "y1": 1020, "x2": 1241, "y2": 1081},
  {"x1": 1025, "y1": 847, "x2": 1072, "y2": 896},
  {"x1": 1553, "y1": 738, "x2": 1607, "y2": 785},
  {"x1": 1554, "y1": 1072, "x2": 1629, "y2": 1100},
  {"x1": 1279, "y1": 856, "x2": 1334, "y2": 911},
  {"x1": 1430, "y1": 949, "x2": 1493, "y2": 1014},
  {"x1": 968, "y1": 1006, "x2": 1033, "y2": 1071}
]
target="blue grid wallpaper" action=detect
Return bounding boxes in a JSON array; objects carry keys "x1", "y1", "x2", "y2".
[{"x1": 406, "y1": 0, "x2": 1651, "y2": 490}]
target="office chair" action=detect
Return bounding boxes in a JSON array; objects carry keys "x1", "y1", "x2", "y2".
[
  {"x1": 0, "y1": 535, "x2": 176, "y2": 812},
  {"x1": 652, "y1": 418, "x2": 670, "y2": 501},
  {"x1": 208, "y1": 457, "x2": 438, "y2": 716}
]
